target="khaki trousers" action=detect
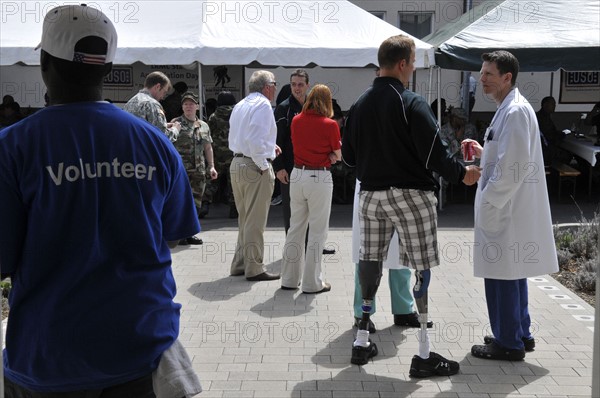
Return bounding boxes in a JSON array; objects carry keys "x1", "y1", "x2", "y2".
[
  {"x1": 281, "y1": 168, "x2": 333, "y2": 292},
  {"x1": 229, "y1": 157, "x2": 274, "y2": 277}
]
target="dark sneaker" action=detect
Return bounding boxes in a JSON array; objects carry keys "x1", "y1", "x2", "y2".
[
  {"x1": 351, "y1": 340, "x2": 378, "y2": 365},
  {"x1": 394, "y1": 312, "x2": 433, "y2": 328},
  {"x1": 270, "y1": 195, "x2": 282, "y2": 206},
  {"x1": 409, "y1": 352, "x2": 460, "y2": 377},
  {"x1": 186, "y1": 236, "x2": 203, "y2": 245},
  {"x1": 483, "y1": 335, "x2": 535, "y2": 352},
  {"x1": 353, "y1": 317, "x2": 376, "y2": 334},
  {"x1": 471, "y1": 341, "x2": 525, "y2": 361}
]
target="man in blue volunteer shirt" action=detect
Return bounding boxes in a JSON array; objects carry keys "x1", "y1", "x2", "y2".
[{"x1": 0, "y1": 5, "x2": 201, "y2": 396}]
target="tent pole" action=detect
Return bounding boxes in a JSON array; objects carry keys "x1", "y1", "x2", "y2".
[
  {"x1": 427, "y1": 67, "x2": 433, "y2": 105},
  {"x1": 198, "y1": 62, "x2": 204, "y2": 119},
  {"x1": 436, "y1": 66, "x2": 443, "y2": 212}
]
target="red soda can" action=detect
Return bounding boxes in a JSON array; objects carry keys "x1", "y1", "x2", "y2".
[{"x1": 462, "y1": 141, "x2": 475, "y2": 163}]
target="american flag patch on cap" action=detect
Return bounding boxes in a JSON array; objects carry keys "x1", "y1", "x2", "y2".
[{"x1": 73, "y1": 52, "x2": 106, "y2": 65}]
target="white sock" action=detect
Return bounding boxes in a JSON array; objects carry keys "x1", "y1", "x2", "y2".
[
  {"x1": 418, "y1": 328, "x2": 430, "y2": 359},
  {"x1": 353, "y1": 329, "x2": 370, "y2": 347}
]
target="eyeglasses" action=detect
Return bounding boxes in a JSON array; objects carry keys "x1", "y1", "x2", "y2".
[{"x1": 268, "y1": 81, "x2": 277, "y2": 87}]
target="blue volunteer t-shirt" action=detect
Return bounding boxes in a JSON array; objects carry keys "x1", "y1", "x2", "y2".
[{"x1": 0, "y1": 102, "x2": 200, "y2": 391}]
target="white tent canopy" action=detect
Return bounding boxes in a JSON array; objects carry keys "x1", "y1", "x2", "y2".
[{"x1": 0, "y1": 0, "x2": 434, "y2": 68}]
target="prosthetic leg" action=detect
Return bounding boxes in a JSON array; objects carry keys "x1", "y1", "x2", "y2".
[
  {"x1": 413, "y1": 270, "x2": 431, "y2": 359},
  {"x1": 351, "y1": 260, "x2": 382, "y2": 365},
  {"x1": 409, "y1": 269, "x2": 460, "y2": 377}
]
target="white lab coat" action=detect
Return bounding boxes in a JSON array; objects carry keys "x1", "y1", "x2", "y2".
[
  {"x1": 351, "y1": 180, "x2": 408, "y2": 270},
  {"x1": 474, "y1": 88, "x2": 558, "y2": 279}
]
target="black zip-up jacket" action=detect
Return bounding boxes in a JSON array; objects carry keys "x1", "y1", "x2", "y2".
[
  {"x1": 272, "y1": 95, "x2": 303, "y2": 174},
  {"x1": 342, "y1": 76, "x2": 466, "y2": 191}
]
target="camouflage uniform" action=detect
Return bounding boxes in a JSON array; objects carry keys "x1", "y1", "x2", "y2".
[
  {"x1": 124, "y1": 89, "x2": 179, "y2": 142},
  {"x1": 204, "y1": 105, "x2": 234, "y2": 205},
  {"x1": 171, "y1": 115, "x2": 213, "y2": 208}
]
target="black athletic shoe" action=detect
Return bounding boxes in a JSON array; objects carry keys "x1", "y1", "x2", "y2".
[
  {"x1": 483, "y1": 335, "x2": 535, "y2": 352},
  {"x1": 409, "y1": 352, "x2": 460, "y2": 377},
  {"x1": 351, "y1": 340, "x2": 378, "y2": 365}
]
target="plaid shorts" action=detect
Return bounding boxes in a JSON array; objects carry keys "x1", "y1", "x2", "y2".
[{"x1": 358, "y1": 188, "x2": 438, "y2": 271}]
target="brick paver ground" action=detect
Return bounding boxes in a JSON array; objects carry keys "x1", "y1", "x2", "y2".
[{"x1": 172, "y1": 227, "x2": 595, "y2": 398}]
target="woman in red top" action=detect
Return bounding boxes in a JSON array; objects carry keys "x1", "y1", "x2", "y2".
[{"x1": 280, "y1": 85, "x2": 342, "y2": 293}]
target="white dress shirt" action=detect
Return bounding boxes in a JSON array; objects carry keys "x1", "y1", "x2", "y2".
[{"x1": 229, "y1": 92, "x2": 277, "y2": 171}]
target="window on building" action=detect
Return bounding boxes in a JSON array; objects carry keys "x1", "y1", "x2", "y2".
[
  {"x1": 370, "y1": 11, "x2": 386, "y2": 20},
  {"x1": 398, "y1": 12, "x2": 433, "y2": 39}
]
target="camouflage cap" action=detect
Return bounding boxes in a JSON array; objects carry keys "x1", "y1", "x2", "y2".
[{"x1": 181, "y1": 92, "x2": 199, "y2": 104}]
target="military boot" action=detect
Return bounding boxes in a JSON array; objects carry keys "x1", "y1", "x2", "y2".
[{"x1": 198, "y1": 201, "x2": 210, "y2": 219}]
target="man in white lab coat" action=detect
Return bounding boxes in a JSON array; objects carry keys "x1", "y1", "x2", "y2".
[{"x1": 465, "y1": 51, "x2": 559, "y2": 361}]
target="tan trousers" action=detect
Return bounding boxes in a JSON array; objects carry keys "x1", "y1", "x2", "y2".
[{"x1": 229, "y1": 156, "x2": 274, "y2": 278}]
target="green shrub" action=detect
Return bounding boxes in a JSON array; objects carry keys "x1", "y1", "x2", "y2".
[
  {"x1": 556, "y1": 249, "x2": 573, "y2": 270},
  {"x1": 0, "y1": 280, "x2": 11, "y2": 298},
  {"x1": 554, "y1": 227, "x2": 574, "y2": 250},
  {"x1": 573, "y1": 271, "x2": 596, "y2": 292}
]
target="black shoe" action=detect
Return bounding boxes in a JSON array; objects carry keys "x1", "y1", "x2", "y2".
[
  {"x1": 322, "y1": 248, "x2": 336, "y2": 255},
  {"x1": 483, "y1": 335, "x2": 535, "y2": 352},
  {"x1": 353, "y1": 317, "x2": 376, "y2": 334},
  {"x1": 409, "y1": 352, "x2": 460, "y2": 377},
  {"x1": 351, "y1": 340, "x2": 378, "y2": 365},
  {"x1": 185, "y1": 236, "x2": 203, "y2": 245},
  {"x1": 229, "y1": 205, "x2": 238, "y2": 219},
  {"x1": 198, "y1": 202, "x2": 209, "y2": 219},
  {"x1": 471, "y1": 341, "x2": 525, "y2": 361},
  {"x1": 280, "y1": 284, "x2": 299, "y2": 290},
  {"x1": 179, "y1": 239, "x2": 189, "y2": 246},
  {"x1": 246, "y1": 272, "x2": 280, "y2": 281},
  {"x1": 302, "y1": 282, "x2": 331, "y2": 294},
  {"x1": 394, "y1": 312, "x2": 433, "y2": 328}
]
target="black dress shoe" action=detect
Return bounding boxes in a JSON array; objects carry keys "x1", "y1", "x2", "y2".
[
  {"x1": 246, "y1": 272, "x2": 280, "y2": 281},
  {"x1": 302, "y1": 282, "x2": 331, "y2": 294},
  {"x1": 353, "y1": 317, "x2": 376, "y2": 334},
  {"x1": 322, "y1": 248, "x2": 336, "y2": 255},
  {"x1": 280, "y1": 285, "x2": 299, "y2": 290},
  {"x1": 394, "y1": 312, "x2": 433, "y2": 328},
  {"x1": 186, "y1": 236, "x2": 203, "y2": 245},
  {"x1": 484, "y1": 335, "x2": 535, "y2": 352},
  {"x1": 179, "y1": 239, "x2": 189, "y2": 246}
]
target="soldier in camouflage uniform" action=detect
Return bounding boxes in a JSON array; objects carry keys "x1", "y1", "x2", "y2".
[
  {"x1": 172, "y1": 92, "x2": 218, "y2": 244},
  {"x1": 124, "y1": 71, "x2": 181, "y2": 142},
  {"x1": 205, "y1": 91, "x2": 237, "y2": 218}
]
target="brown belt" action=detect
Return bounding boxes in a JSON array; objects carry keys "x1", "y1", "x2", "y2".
[
  {"x1": 294, "y1": 164, "x2": 330, "y2": 171},
  {"x1": 234, "y1": 153, "x2": 272, "y2": 162}
]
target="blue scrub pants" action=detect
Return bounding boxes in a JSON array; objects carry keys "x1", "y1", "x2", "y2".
[
  {"x1": 484, "y1": 278, "x2": 532, "y2": 350},
  {"x1": 353, "y1": 264, "x2": 414, "y2": 317}
]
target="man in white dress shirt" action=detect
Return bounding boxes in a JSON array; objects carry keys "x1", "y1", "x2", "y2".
[{"x1": 229, "y1": 70, "x2": 281, "y2": 281}]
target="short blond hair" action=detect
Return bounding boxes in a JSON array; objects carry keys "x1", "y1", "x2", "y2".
[{"x1": 302, "y1": 84, "x2": 333, "y2": 118}]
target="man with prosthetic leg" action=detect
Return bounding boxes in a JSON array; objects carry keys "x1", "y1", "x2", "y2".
[{"x1": 343, "y1": 34, "x2": 480, "y2": 373}]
